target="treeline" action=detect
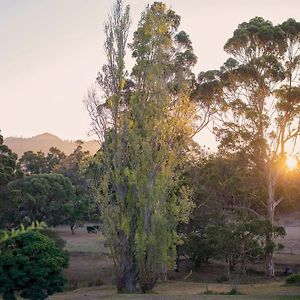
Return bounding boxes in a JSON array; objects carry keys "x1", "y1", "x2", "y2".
[
  {"x1": 0, "y1": 136, "x2": 100, "y2": 234},
  {"x1": 178, "y1": 144, "x2": 300, "y2": 277}
]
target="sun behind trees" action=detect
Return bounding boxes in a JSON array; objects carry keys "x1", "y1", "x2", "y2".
[{"x1": 195, "y1": 17, "x2": 300, "y2": 277}]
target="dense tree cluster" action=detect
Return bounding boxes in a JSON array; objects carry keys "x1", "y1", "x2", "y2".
[{"x1": 0, "y1": 133, "x2": 98, "y2": 232}]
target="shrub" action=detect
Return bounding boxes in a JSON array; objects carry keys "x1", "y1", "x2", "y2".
[
  {"x1": 286, "y1": 273, "x2": 300, "y2": 285},
  {"x1": 227, "y1": 288, "x2": 243, "y2": 295},
  {"x1": 203, "y1": 288, "x2": 243, "y2": 295},
  {"x1": 40, "y1": 229, "x2": 66, "y2": 250},
  {"x1": 216, "y1": 274, "x2": 229, "y2": 283},
  {"x1": 0, "y1": 230, "x2": 69, "y2": 300},
  {"x1": 179, "y1": 233, "x2": 214, "y2": 270}
]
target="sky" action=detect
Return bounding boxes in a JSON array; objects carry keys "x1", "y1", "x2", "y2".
[{"x1": 1, "y1": 0, "x2": 300, "y2": 147}]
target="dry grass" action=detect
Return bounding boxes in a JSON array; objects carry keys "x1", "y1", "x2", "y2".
[
  {"x1": 50, "y1": 226, "x2": 113, "y2": 289},
  {"x1": 51, "y1": 221, "x2": 300, "y2": 299},
  {"x1": 52, "y1": 281, "x2": 300, "y2": 299},
  {"x1": 63, "y1": 255, "x2": 114, "y2": 289},
  {"x1": 52, "y1": 226, "x2": 107, "y2": 254}
]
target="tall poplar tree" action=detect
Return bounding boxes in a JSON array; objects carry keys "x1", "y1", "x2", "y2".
[{"x1": 85, "y1": 1, "x2": 197, "y2": 292}]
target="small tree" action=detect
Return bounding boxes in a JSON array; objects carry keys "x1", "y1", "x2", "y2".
[{"x1": 0, "y1": 230, "x2": 68, "y2": 300}]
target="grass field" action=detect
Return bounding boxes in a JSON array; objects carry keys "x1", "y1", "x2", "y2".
[
  {"x1": 52, "y1": 281, "x2": 300, "y2": 300},
  {"x1": 50, "y1": 222, "x2": 300, "y2": 299}
]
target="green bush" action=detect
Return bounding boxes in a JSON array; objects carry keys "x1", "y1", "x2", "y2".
[
  {"x1": 40, "y1": 229, "x2": 66, "y2": 250},
  {"x1": 227, "y1": 288, "x2": 243, "y2": 295},
  {"x1": 286, "y1": 273, "x2": 300, "y2": 285},
  {"x1": 179, "y1": 233, "x2": 215, "y2": 270},
  {"x1": 203, "y1": 288, "x2": 243, "y2": 295},
  {"x1": 0, "y1": 230, "x2": 69, "y2": 300}
]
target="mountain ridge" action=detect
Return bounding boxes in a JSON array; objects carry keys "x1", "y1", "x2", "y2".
[{"x1": 4, "y1": 133, "x2": 100, "y2": 158}]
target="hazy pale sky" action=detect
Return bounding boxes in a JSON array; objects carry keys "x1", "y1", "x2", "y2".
[{"x1": 1, "y1": 0, "x2": 300, "y2": 146}]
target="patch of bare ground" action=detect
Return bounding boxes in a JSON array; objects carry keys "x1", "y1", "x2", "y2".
[
  {"x1": 52, "y1": 225, "x2": 114, "y2": 289},
  {"x1": 64, "y1": 255, "x2": 114, "y2": 289}
]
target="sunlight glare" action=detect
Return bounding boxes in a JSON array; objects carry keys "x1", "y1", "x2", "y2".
[{"x1": 286, "y1": 156, "x2": 297, "y2": 170}]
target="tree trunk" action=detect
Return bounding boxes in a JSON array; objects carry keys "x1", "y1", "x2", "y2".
[
  {"x1": 70, "y1": 224, "x2": 76, "y2": 235},
  {"x1": 266, "y1": 168, "x2": 275, "y2": 277},
  {"x1": 240, "y1": 239, "x2": 247, "y2": 275},
  {"x1": 116, "y1": 229, "x2": 137, "y2": 293},
  {"x1": 117, "y1": 262, "x2": 136, "y2": 293},
  {"x1": 265, "y1": 233, "x2": 275, "y2": 277}
]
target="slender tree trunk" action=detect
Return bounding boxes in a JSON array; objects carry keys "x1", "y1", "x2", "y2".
[
  {"x1": 266, "y1": 168, "x2": 275, "y2": 277},
  {"x1": 265, "y1": 233, "x2": 275, "y2": 277},
  {"x1": 70, "y1": 223, "x2": 76, "y2": 235},
  {"x1": 240, "y1": 239, "x2": 247, "y2": 275}
]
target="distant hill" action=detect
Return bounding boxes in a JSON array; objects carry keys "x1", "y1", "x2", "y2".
[{"x1": 4, "y1": 133, "x2": 100, "y2": 158}]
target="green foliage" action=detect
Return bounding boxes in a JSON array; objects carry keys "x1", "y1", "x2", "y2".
[
  {"x1": 54, "y1": 141, "x2": 96, "y2": 229},
  {"x1": 195, "y1": 16, "x2": 300, "y2": 276},
  {"x1": 227, "y1": 288, "x2": 243, "y2": 295},
  {"x1": 45, "y1": 147, "x2": 66, "y2": 172},
  {"x1": 40, "y1": 229, "x2": 66, "y2": 250},
  {"x1": 86, "y1": 0, "x2": 197, "y2": 293},
  {"x1": 0, "y1": 221, "x2": 46, "y2": 246},
  {"x1": 19, "y1": 151, "x2": 47, "y2": 175},
  {"x1": 203, "y1": 288, "x2": 243, "y2": 295},
  {"x1": 0, "y1": 132, "x2": 23, "y2": 228},
  {"x1": 19, "y1": 147, "x2": 66, "y2": 175},
  {"x1": 180, "y1": 217, "x2": 285, "y2": 274},
  {"x1": 0, "y1": 133, "x2": 19, "y2": 185},
  {"x1": 128, "y1": 3, "x2": 197, "y2": 292},
  {"x1": 0, "y1": 230, "x2": 68, "y2": 300},
  {"x1": 286, "y1": 273, "x2": 300, "y2": 285},
  {"x1": 7, "y1": 173, "x2": 76, "y2": 227},
  {"x1": 17, "y1": 142, "x2": 99, "y2": 231}
]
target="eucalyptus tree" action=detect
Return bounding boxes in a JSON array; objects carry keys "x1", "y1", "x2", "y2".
[
  {"x1": 195, "y1": 17, "x2": 300, "y2": 276},
  {"x1": 85, "y1": 1, "x2": 197, "y2": 292}
]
